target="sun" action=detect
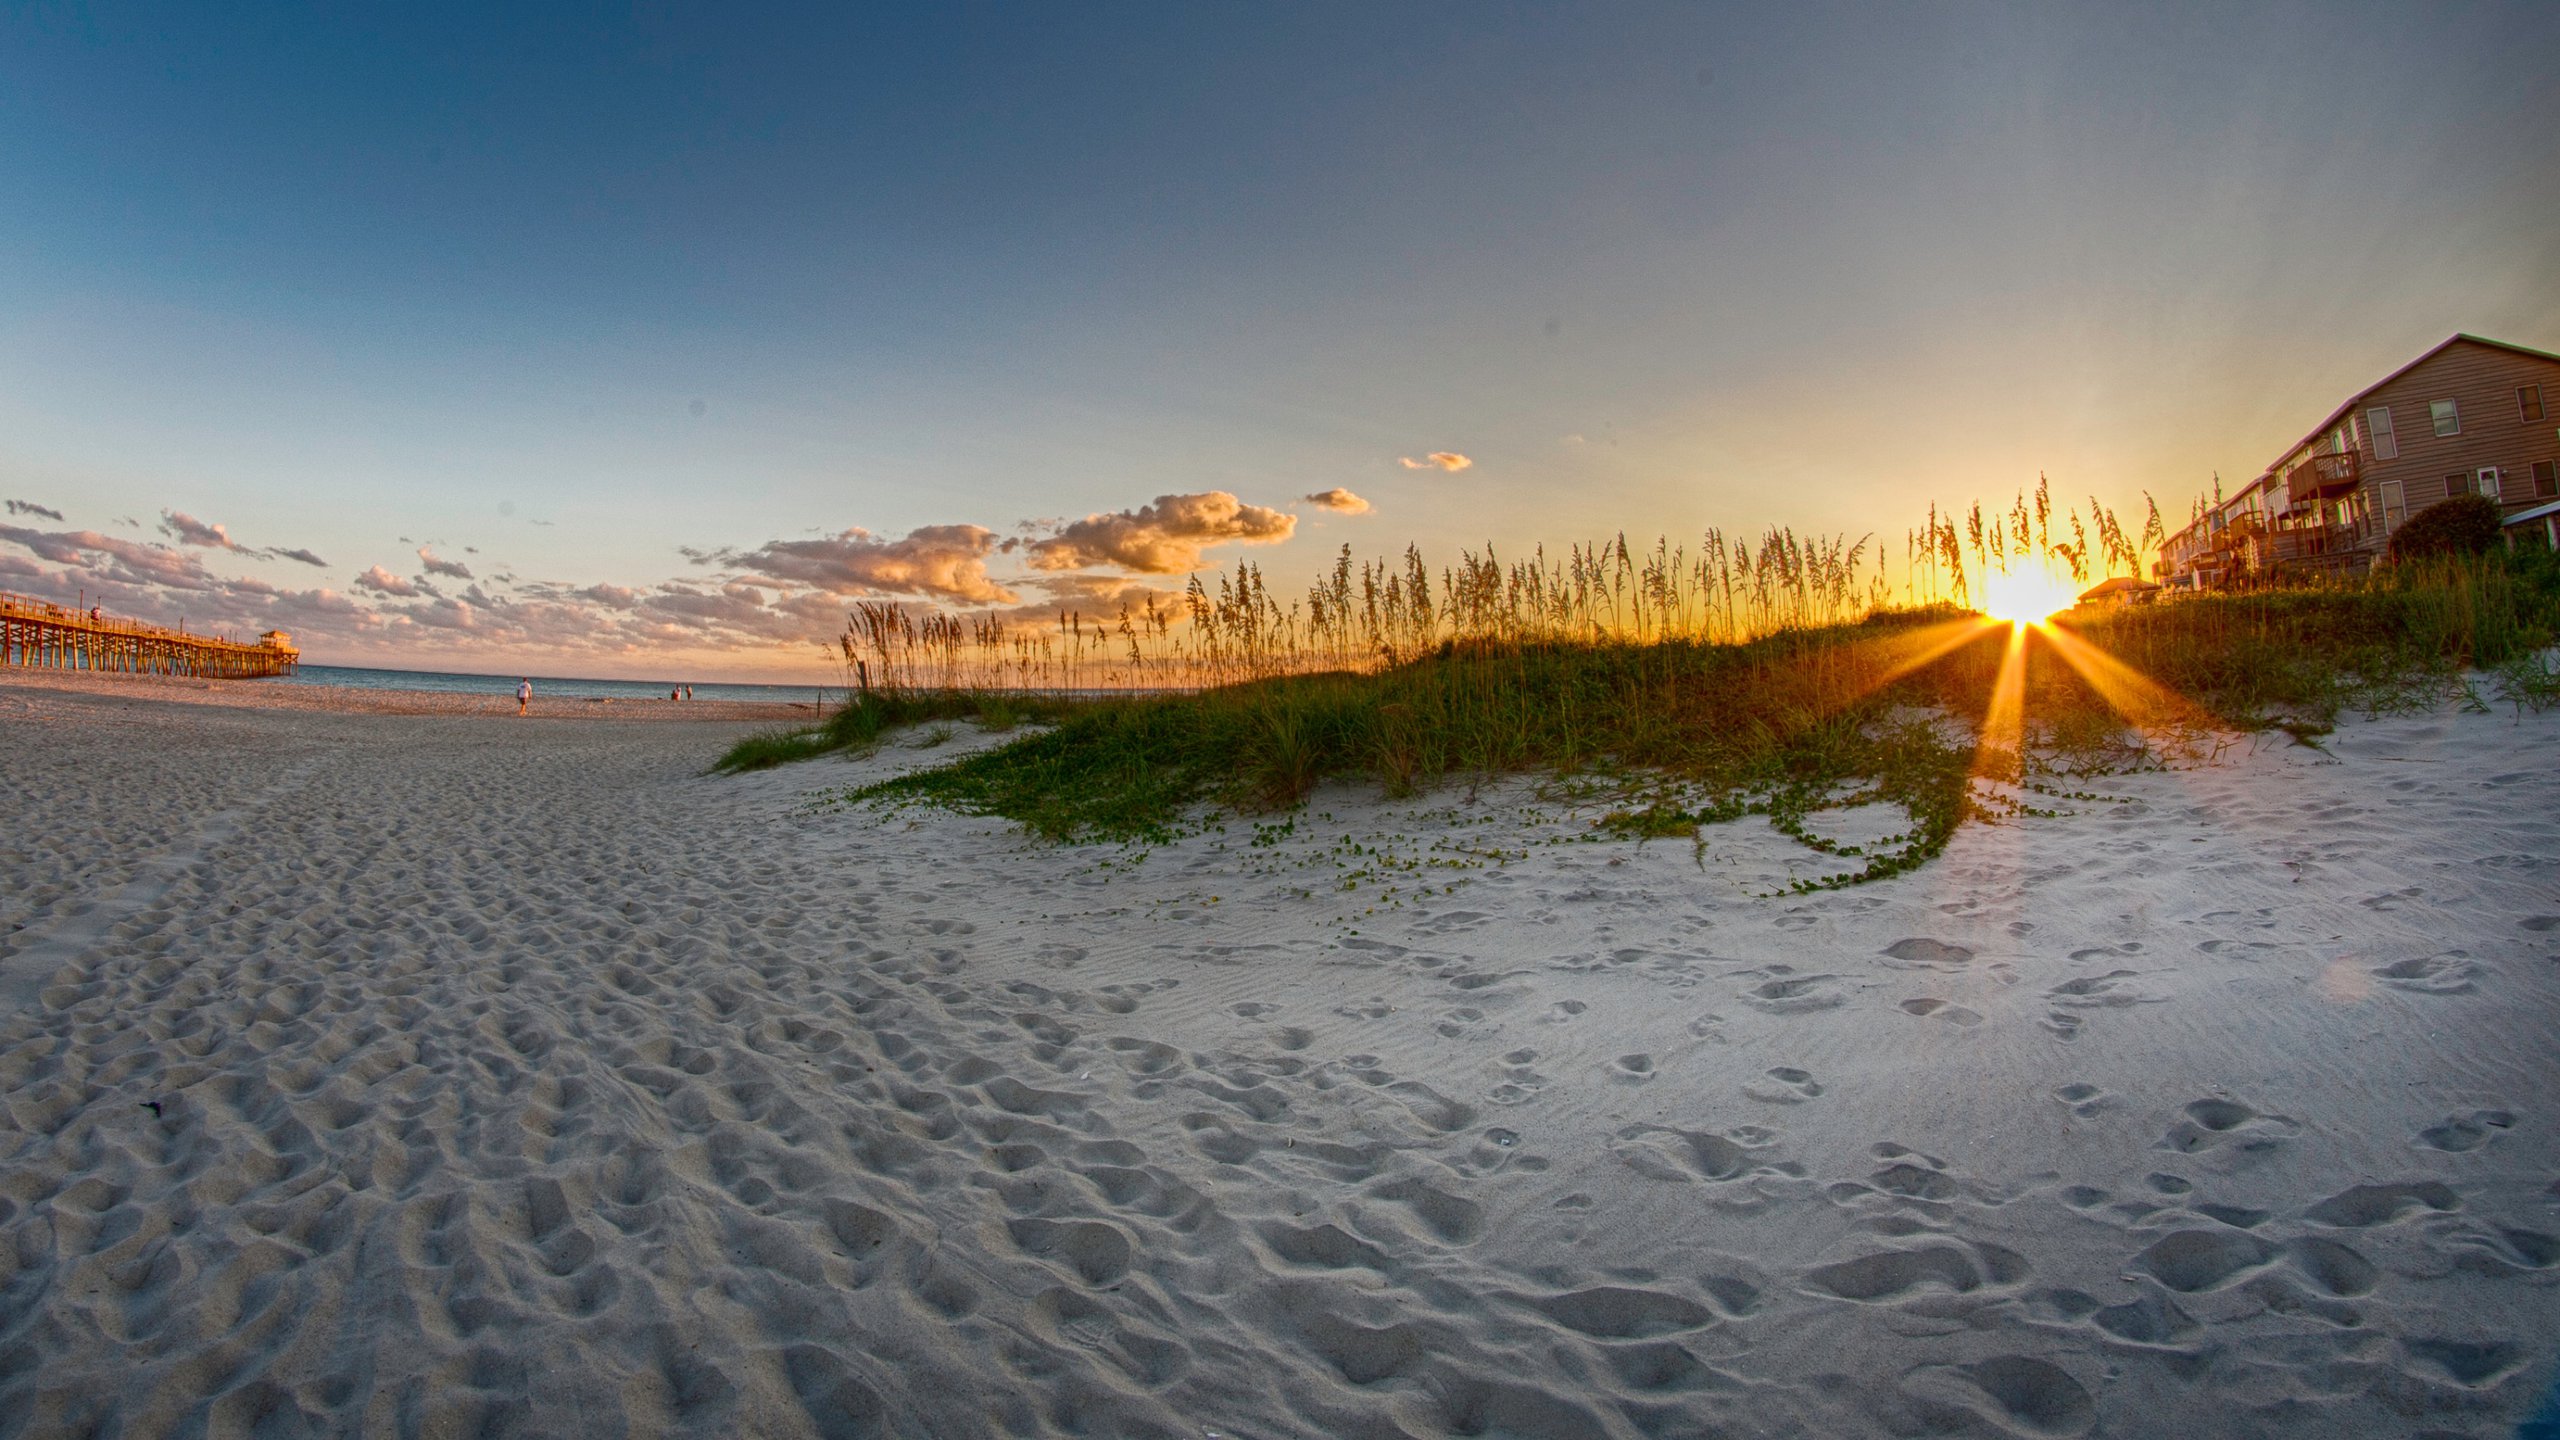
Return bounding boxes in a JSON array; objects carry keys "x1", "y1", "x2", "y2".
[{"x1": 1980, "y1": 567, "x2": 2078, "y2": 626}]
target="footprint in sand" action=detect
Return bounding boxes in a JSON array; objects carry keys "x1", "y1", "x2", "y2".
[
  {"x1": 1433, "y1": 1005, "x2": 1489, "y2": 1039},
  {"x1": 2417, "y1": 1109, "x2": 2515, "y2": 1152},
  {"x1": 1900, "y1": 1356, "x2": 2095, "y2": 1438},
  {"x1": 1606, "y1": 1053, "x2": 1656, "y2": 1084},
  {"x1": 1742, "y1": 969, "x2": 1844, "y2": 1014},
  {"x1": 1866, "y1": 1160, "x2": 1959, "y2": 1202},
  {"x1": 1880, "y1": 938, "x2": 1975, "y2": 970},
  {"x1": 2303, "y1": 1181, "x2": 2459, "y2": 1228},
  {"x1": 2287, "y1": 1236, "x2": 2378, "y2": 1296},
  {"x1": 1540, "y1": 1000, "x2": 1588, "y2": 1023},
  {"x1": 2446, "y1": 1226, "x2": 2560, "y2": 1273},
  {"x1": 2132, "y1": 1229, "x2": 2278, "y2": 1292},
  {"x1": 2046, "y1": 970, "x2": 2152, "y2": 1008},
  {"x1": 1610, "y1": 1123, "x2": 1775, "y2": 1184},
  {"x1": 2403, "y1": 1338, "x2": 2526, "y2": 1388},
  {"x1": 1899, "y1": 997, "x2": 1983, "y2": 1026},
  {"x1": 2158, "y1": 1098, "x2": 2297, "y2": 1161},
  {"x1": 2051, "y1": 1082, "x2": 2109, "y2": 1117},
  {"x1": 1364, "y1": 1177, "x2": 1487, "y2": 1246},
  {"x1": 1744, "y1": 1067, "x2": 1825, "y2": 1104},
  {"x1": 1801, "y1": 1239, "x2": 2028, "y2": 1301},
  {"x1": 2370, "y1": 952, "x2": 2480, "y2": 994},
  {"x1": 1518, "y1": 1285, "x2": 1716, "y2": 1339},
  {"x1": 1486, "y1": 1048, "x2": 1547, "y2": 1105}
]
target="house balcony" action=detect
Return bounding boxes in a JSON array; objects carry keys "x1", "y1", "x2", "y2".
[
  {"x1": 2282, "y1": 449, "x2": 2361, "y2": 502},
  {"x1": 2271, "y1": 509, "x2": 2384, "y2": 565}
]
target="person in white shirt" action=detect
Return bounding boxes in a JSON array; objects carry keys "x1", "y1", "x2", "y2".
[{"x1": 516, "y1": 678, "x2": 532, "y2": 716}]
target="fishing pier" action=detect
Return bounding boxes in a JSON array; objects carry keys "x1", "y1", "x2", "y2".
[{"x1": 1, "y1": 592, "x2": 300, "y2": 679}]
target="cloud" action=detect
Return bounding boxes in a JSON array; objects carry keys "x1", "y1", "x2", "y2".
[
  {"x1": 160, "y1": 510, "x2": 246, "y2": 550},
  {"x1": 267, "y1": 547, "x2": 330, "y2": 567},
  {"x1": 576, "y1": 583, "x2": 642, "y2": 609},
  {"x1": 703, "y1": 524, "x2": 1018, "y2": 605},
  {"x1": 1027, "y1": 492, "x2": 1296, "y2": 574},
  {"x1": 1398, "y1": 452, "x2": 1473, "y2": 472},
  {"x1": 1303, "y1": 488, "x2": 1372, "y2": 514},
  {"x1": 418, "y1": 546, "x2": 474, "y2": 580},
  {"x1": 1, "y1": 524, "x2": 219, "y2": 591},
  {"x1": 6, "y1": 499, "x2": 64, "y2": 521},
  {"x1": 353, "y1": 565, "x2": 419, "y2": 597}
]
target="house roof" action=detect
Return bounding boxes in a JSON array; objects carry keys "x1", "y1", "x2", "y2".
[
  {"x1": 2267, "y1": 334, "x2": 2560, "y2": 474},
  {"x1": 2078, "y1": 576, "x2": 2159, "y2": 600}
]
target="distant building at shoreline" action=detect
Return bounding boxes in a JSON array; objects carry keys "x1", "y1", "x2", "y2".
[{"x1": 2160, "y1": 334, "x2": 2560, "y2": 584}]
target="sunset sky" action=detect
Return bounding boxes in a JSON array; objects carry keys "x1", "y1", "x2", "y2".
[{"x1": 5, "y1": 3, "x2": 2557, "y2": 679}]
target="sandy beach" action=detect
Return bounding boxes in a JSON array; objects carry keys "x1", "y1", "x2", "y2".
[{"x1": 2, "y1": 673, "x2": 2555, "y2": 1438}]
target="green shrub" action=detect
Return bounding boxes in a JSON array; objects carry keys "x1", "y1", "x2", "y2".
[{"x1": 2388, "y1": 493, "x2": 2502, "y2": 561}]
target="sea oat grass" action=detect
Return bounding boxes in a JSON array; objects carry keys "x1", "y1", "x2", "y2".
[{"x1": 746, "y1": 515, "x2": 2558, "y2": 887}]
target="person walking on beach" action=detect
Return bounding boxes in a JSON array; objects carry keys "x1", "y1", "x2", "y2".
[{"x1": 517, "y1": 678, "x2": 532, "y2": 716}]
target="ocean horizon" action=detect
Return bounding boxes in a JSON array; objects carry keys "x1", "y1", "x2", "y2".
[{"x1": 279, "y1": 663, "x2": 846, "y2": 707}]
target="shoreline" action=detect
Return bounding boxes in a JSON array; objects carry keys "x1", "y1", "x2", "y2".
[{"x1": 0, "y1": 663, "x2": 821, "y2": 722}]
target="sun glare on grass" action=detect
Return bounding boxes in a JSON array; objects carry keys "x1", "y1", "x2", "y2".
[{"x1": 1980, "y1": 568, "x2": 2078, "y2": 627}]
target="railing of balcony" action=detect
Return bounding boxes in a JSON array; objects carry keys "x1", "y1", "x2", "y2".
[
  {"x1": 2271, "y1": 506, "x2": 2385, "y2": 563},
  {"x1": 2283, "y1": 449, "x2": 2361, "y2": 501}
]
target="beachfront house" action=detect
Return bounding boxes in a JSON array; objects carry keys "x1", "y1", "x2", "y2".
[{"x1": 2160, "y1": 334, "x2": 2560, "y2": 583}]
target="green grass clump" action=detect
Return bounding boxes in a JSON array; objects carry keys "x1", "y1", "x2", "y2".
[
  {"x1": 860, "y1": 607, "x2": 2000, "y2": 881},
  {"x1": 712, "y1": 689, "x2": 1087, "y2": 773}
]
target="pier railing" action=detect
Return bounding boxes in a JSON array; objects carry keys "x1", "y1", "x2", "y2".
[{"x1": 0, "y1": 592, "x2": 299, "y2": 679}]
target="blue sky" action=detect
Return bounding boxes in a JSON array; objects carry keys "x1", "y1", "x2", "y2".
[{"x1": 4, "y1": 2, "x2": 2556, "y2": 677}]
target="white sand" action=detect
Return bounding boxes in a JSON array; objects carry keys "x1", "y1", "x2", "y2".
[{"x1": 2, "y1": 673, "x2": 2556, "y2": 1437}]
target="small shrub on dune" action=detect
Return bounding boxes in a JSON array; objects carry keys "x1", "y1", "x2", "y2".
[{"x1": 2387, "y1": 494, "x2": 2502, "y2": 562}]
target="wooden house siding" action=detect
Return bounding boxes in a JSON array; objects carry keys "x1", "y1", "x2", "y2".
[{"x1": 2348, "y1": 340, "x2": 2560, "y2": 523}]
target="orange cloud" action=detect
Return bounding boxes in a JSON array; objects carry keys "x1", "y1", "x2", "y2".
[
  {"x1": 1398, "y1": 452, "x2": 1472, "y2": 472},
  {"x1": 353, "y1": 565, "x2": 419, "y2": 597},
  {"x1": 1304, "y1": 488, "x2": 1372, "y2": 514},
  {"x1": 700, "y1": 524, "x2": 1018, "y2": 605},
  {"x1": 1027, "y1": 492, "x2": 1295, "y2": 574}
]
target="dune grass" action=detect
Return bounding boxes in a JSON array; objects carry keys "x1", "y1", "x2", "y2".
[
  {"x1": 730, "y1": 538, "x2": 2559, "y2": 888},
  {"x1": 713, "y1": 689, "x2": 1082, "y2": 772}
]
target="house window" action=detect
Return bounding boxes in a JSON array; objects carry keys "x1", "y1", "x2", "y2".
[
  {"x1": 2380, "y1": 478, "x2": 2406, "y2": 528},
  {"x1": 2534, "y1": 460, "x2": 2558, "y2": 498},
  {"x1": 2477, "y1": 467, "x2": 2503, "y2": 501},
  {"x1": 2445, "y1": 473, "x2": 2469, "y2": 500},
  {"x1": 2430, "y1": 399, "x2": 2461, "y2": 436},
  {"x1": 2523, "y1": 385, "x2": 2546, "y2": 423},
  {"x1": 2367, "y1": 406, "x2": 2398, "y2": 460}
]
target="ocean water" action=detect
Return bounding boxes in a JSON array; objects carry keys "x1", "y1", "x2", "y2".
[{"x1": 279, "y1": 664, "x2": 846, "y2": 707}]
